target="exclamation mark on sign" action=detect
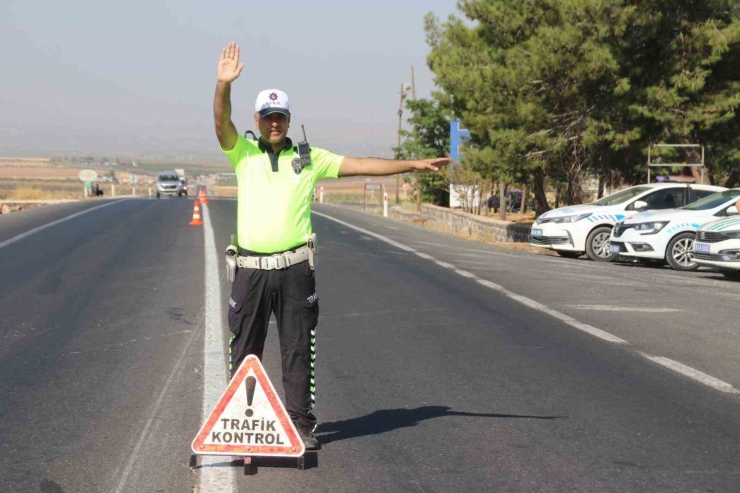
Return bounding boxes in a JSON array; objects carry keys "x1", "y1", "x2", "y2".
[{"x1": 245, "y1": 376, "x2": 256, "y2": 417}]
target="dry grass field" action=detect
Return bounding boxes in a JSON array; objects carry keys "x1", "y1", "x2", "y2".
[
  {"x1": 0, "y1": 168, "x2": 81, "y2": 180},
  {"x1": 0, "y1": 156, "x2": 171, "y2": 200}
]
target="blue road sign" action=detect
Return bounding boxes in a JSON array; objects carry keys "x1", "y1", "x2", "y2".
[{"x1": 450, "y1": 120, "x2": 471, "y2": 162}]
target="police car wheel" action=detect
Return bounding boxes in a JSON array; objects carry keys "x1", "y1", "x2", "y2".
[
  {"x1": 666, "y1": 232, "x2": 698, "y2": 271},
  {"x1": 556, "y1": 251, "x2": 582, "y2": 259},
  {"x1": 721, "y1": 270, "x2": 740, "y2": 281},
  {"x1": 586, "y1": 226, "x2": 618, "y2": 262}
]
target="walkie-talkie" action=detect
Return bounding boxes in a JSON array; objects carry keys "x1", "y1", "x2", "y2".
[{"x1": 296, "y1": 125, "x2": 311, "y2": 167}]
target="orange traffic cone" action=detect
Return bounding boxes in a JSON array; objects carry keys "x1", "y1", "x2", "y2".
[
  {"x1": 198, "y1": 188, "x2": 209, "y2": 205},
  {"x1": 190, "y1": 199, "x2": 204, "y2": 226}
]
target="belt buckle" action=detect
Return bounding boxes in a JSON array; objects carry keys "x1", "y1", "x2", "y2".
[{"x1": 263, "y1": 257, "x2": 278, "y2": 270}]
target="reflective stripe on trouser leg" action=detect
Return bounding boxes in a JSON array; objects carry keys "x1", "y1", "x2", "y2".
[
  {"x1": 229, "y1": 334, "x2": 235, "y2": 374},
  {"x1": 310, "y1": 327, "x2": 317, "y2": 410}
]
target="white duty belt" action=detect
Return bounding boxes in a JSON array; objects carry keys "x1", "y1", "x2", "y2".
[{"x1": 237, "y1": 246, "x2": 310, "y2": 270}]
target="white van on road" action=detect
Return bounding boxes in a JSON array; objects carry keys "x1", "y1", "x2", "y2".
[
  {"x1": 530, "y1": 183, "x2": 725, "y2": 261},
  {"x1": 156, "y1": 171, "x2": 186, "y2": 198}
]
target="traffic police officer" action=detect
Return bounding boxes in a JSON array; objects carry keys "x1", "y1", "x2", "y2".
[{"x1": 214, "y1": 42, "x2": 449, "y2": 450}]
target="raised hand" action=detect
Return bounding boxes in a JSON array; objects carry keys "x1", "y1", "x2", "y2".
[{"x1": 218, "y1": 42, "x2": 245, "y2": 84}]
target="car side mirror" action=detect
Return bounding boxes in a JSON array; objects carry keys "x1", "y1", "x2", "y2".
[
  {"x1": 633, "y1": 200, "x2": 648, "y2": 210},
  {"x1": 726, "y1": 205, "x2": 739, "y2": 215}
]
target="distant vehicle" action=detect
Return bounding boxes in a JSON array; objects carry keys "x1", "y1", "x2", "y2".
[
  {"x1": 693, "y1": 215, "x2": 740, "y2": 280},
  {"x1": 507, "y1": 191, "x2": 522, "y2": 212},
  {"x1": 179, "y1": 177, "x2": 189, "y2": 196},
  {"x1": 611, "y1": 189, "x2": 740, "y2": 271},
  {"x1": 156, "y1": 171, "x2": 186, "y2": 198},
  {"x1": 530, "y1": 183, "x2": 726, "y2": 261}
]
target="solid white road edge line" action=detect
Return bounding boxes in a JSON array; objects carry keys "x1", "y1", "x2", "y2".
[
  {"x1": 0, "y1": 199, "x2": 125, "y2": 250},
  {"x1": 639, "y1": 353, "x2": 740, "y2": 394},
  {"x1": 199, "y1": 204, "x2": 236, "y2": 492},
  {"x1": 313, "y1": 210, "x2": 628, "y2": 346}
]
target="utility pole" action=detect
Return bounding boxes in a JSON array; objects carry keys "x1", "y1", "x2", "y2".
[
  {"x1": 410, "y1": 66, "x2": 422, "y2": 212},
  {"x1": 396, "y1": 82, "x2": 408, "y2": 205},
  {"x1": 411, "y1": 66, "x2": 416, "y2": 100}
]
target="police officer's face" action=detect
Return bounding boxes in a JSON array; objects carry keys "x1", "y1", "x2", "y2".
[{"x1": 255, "y1": 112, "x2": 290, "y2": 144}]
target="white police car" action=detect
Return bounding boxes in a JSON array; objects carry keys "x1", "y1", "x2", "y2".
[
  {"x1": 610, "y1": 188, "x2": 737, "y2": 271},
  {"x1": 693, "y1": 214, "x2": 740, "y2": 280},
  {"x1": 530, "y1": 183, "x2": 723, "y2": 261}
]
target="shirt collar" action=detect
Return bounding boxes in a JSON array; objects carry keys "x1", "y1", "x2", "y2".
[{"x1": 258, "y1": 137, "x2": 293, "y2": 154}]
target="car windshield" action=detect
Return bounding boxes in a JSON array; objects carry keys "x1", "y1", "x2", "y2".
[
  {"x1": 159, "y1": 175, "x2": 179, "y2": 182},
  {"x1": 682, "y1": 189, "x2": 740, "y2": 210},
  {"x1": 593, "y1": 186, "x2": 652, "y2": 206}
]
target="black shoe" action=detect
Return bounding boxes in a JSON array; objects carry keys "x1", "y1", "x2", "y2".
[{"x1": 295, "y1": 423, "x2": 321, "y2": 450}]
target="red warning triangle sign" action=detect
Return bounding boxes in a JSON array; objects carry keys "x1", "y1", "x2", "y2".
[{"x1": 191, "y1": 355, "x2": 305, "y2": 457}]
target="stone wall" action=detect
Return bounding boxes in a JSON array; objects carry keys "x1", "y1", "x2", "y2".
[{"x1": 389, "y1": 204, "x2": 531, "y2": 243}]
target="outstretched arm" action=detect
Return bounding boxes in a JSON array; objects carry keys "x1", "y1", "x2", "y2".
[
  {"x1": 338, "y1": 157, "x2": 450, "y2": 177},
  {"x1": 214, "y1": 42, "x2": 245, "y2": 151}
]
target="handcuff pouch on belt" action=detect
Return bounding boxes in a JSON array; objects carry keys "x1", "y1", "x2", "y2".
[{"x1": 225, "y1": 234, "x2": 238, "y2": 283}]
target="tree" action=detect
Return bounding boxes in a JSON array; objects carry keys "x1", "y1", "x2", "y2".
[
  {"x1": 394, "y1": 98, "x2": 451, "y2": 206},
  {"x1": 425, "y1": 0, "x2": 740, "y2": 215},
  {"x1": 628, "y1": 1, "x2": 740, "y2": 184}
]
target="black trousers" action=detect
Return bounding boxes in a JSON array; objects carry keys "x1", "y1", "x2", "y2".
[{"x1": 228, "y1": 259, "x2": 319, "y2": 429}]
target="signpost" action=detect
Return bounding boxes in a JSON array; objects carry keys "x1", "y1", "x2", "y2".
[
  {"x1": 647, "y1": 144, "x2": 705, "y2": 184},
  {"x1": 78, "y1": 170, "x2": 98, "y2": 199},
  {"x1": 449, "y1": 120, "x2": 471, "y2": 208},
  {"x1": 130, "y1": 174, "x2": 137, "y2": 196},
  {"x1": 364, "y1": 183, "x2": 382, "y2": 212}
]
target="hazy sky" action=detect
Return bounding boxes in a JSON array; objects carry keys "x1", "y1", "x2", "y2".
[{"x1": 1, "y1": 0, "x2": 457, "y2": 160}]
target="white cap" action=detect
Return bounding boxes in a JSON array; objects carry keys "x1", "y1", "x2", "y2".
[{"x1": 254, "y1": 89, "x2": 290, "y2": 116}]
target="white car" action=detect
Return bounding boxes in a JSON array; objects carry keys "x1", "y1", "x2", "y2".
[
  {"x1": 530, "y1": 183, "x2": 724, "y2": 261},
  {"x1": 609, "y1": 189, "x2": 738, "y2": 271},
  {"x1": 693, "y1": 215, "x2": 740, "y2": 281}
]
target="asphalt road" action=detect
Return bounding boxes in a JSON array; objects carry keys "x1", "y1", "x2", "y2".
[{"x1": 0, "y1": 197, "x2": 739, "y2": 493}]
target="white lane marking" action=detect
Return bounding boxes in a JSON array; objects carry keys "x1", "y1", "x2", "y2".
[
  {"x1": 639, "y1": 354, "x2": 740, "y2": 394},
  {"x1": 0, "y1": 200, "x2": 125, "y2": 250},
  {"x1": 315, "y1": 211, "x2": 628, "y2": 345},
  {"x1": 113, "y1": 318, "x2": 201, "y2": 492},
  {"x1": 567, "y1": 305, "x2": 682, "y2": 313},
  {"x1": 435, "y1": 261, "x2": 454, "y2": 269},
  {"x1": 199, "y1": 204, "x2": 236, "y2": 492},
  {"x1": 313, "y1": 211, "x2": 416, "y2": 252},
  {"x1": 410, "y1": 242, "x2": 521, "y2": 259},
  {"x1": 477, "y1": 279, "x2": 505, "y2": 292},
  {"x1": 506, "y1": 294, "x2": 629, "y2": 344},
  {"x1": 415, "y1": 252, "x2": 435, "y2": 260}
]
